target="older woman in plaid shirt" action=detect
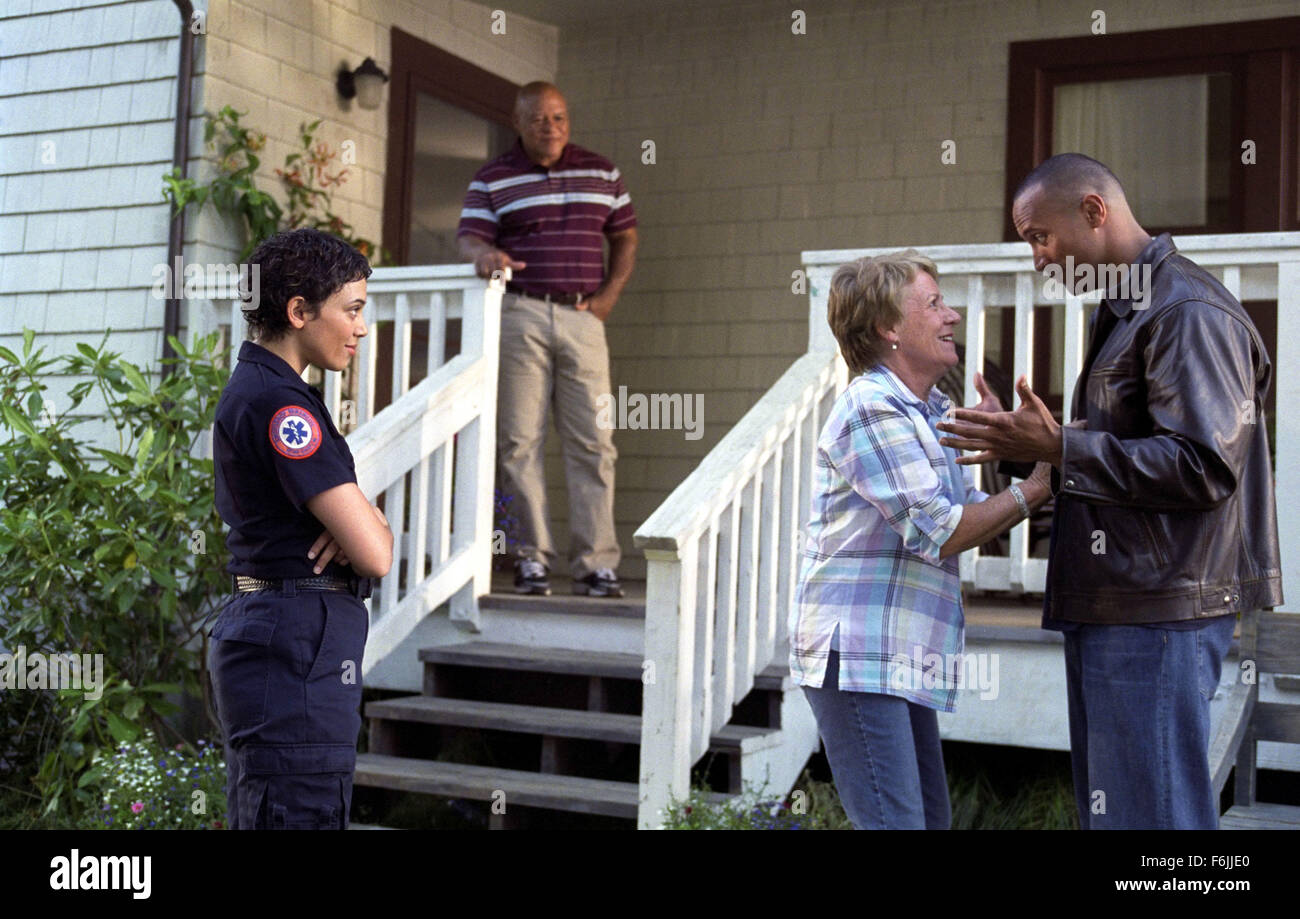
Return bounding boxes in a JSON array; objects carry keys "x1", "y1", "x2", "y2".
[{"x1": 791, "y1": 250, "x2": 1052, "y2": 829}]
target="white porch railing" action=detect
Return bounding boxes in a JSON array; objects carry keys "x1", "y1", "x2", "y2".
[
  {"x1": 185, "y1": 265, "x2": 505, "y2": 668},
  {"x1": 633, "y1": 231, "x2": 1300, "y2": 828}
]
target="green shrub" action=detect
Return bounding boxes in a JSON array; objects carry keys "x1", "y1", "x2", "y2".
[{"x1": 0, "y1": 329, "x2": 230, "y2": 821}]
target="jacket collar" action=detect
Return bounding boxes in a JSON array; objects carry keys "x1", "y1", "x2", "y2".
[
  {"x1": 867, "y1": 363, "x2": 951, "y2": 418},
  {"x1": 1104, "y1": 232, "x2": 1177, "y2": 319}
]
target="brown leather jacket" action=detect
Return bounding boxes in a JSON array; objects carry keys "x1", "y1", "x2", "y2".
[{"x1": 1045, "y1": 233, "x2": 1283, "y2": 623}]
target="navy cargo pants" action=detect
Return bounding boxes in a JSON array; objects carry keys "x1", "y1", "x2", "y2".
[{"x1": 208, "y1": 582, "x2": 369, "y2": 830}]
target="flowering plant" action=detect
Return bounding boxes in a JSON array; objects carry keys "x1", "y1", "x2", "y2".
[
  {"x1": 163, "y1": 106, "x2": 386, "y2": 264},
  {"x1": 77, "y1": 730, "x2": 228, "y2": 830}
]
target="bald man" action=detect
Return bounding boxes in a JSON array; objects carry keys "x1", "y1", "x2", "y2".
[
  {"x1": 938, "y1": 153, "x2": 1281, "y2": 829},
  {"x1": 458, "y1": 82, "x2": 638, "y2": 597}
]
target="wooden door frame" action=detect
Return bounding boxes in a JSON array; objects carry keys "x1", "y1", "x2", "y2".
[{"x1": 382, "y1": 27, "x2": 520, "y2": 265}]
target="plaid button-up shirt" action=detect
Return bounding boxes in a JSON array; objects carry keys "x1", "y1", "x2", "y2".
[{"x1": 789, "y1": 364, "x2": 987, "y2": 712}]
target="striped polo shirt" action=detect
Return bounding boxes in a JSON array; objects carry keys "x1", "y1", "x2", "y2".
[{"x1": 457, "y1": 140, "x2": 637, "y2": 297}]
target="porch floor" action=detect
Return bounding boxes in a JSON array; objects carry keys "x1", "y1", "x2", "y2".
[{"x1": 487, "y1": 572, "x2": 1051, "y2": 631}]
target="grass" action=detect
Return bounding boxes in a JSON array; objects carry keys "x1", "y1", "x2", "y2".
[{"x1": 663, "y1": 742, "x2": 1079, "y2": 829}]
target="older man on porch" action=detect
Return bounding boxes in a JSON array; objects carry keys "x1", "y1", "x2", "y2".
[
  {"x1": 457, "y1": 81, "x2": 638, "y2": 598},
  {"x1": 791, "y1": 249, "x2": 1052, "y2": 829}
]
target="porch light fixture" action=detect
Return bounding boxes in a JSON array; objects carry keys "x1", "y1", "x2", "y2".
[{"x1": 337, "y1": 57, "x2": 389, "y2": 110}]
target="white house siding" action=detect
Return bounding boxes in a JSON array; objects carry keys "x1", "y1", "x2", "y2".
[
  {"x1": 544, "y1": 0, "x2": 1300, "y2": 579},
  {"x1": 0, "y1": 0, "x2": 190, "y2": 447}
]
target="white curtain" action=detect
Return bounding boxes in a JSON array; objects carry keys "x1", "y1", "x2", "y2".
[{"x1": 1054, "y1": 75, "x2": 1210, "y2": 227}]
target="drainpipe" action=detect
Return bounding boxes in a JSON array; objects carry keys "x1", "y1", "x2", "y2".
[{"x1": 162, "y1": 0, "x2": 195, "y2": 381}]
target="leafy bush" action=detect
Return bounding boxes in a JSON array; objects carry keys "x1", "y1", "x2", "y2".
[
  {"x1": 0, "y1": 329, "x2": 230, "y2": 821},
  {"x1": 76, "y1": 730, "x2": 227, "y2": 830},
  {"x1": 163, "y1": 105, "x2": 387, "y2": 264}
]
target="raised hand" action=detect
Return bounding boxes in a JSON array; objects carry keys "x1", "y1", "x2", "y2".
[{"x1": 937, "y1": 375, "x2": 1063, "y2": 466}]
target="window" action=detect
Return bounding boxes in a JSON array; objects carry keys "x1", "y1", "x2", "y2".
[{"x1": 1005, "y1": 16, "x2": 1300, "y2": 239}]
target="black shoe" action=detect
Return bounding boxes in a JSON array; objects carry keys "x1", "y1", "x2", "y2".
[
  {"x1": 514, "y1": 560, "x2": 551, "y2": 595},
  {"x1": 573, "y1": 567, "x2": 624, "y2": 598}
]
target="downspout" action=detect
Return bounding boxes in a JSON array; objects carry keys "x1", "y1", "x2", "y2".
[{"x1": 162, "y1": 0, "x2": 195, "y2": 381}]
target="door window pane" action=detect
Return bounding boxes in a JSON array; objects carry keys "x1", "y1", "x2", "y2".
[
  {"x1": 408, "y1": 92, "x2": 514, "y2": 264},
  {"x1": 1054, "y1": 73, "x2": 1231, "y2": 227}
]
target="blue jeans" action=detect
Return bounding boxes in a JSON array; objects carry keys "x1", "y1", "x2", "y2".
[
  {"x1": 1062, "y1": 615, "x2": 1236, "y2": 829},
  {"x1": 801, "y1": 648, "x2": 950, "y2": 829}
]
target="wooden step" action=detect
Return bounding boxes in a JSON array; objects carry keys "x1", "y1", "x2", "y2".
[
  {"x1": 354, "y1": 753, "x2": 640, "y2": 819},
  {"x1": 365, "y1": 695, "x2": 783, "y2": 753},
  {"x1": 1220, "y1": 801, "x2": 1300, "y2": 830},
  {"x1": 419, "y1": 641, "x2": 790, "y2": 691},
  {"x1": 479, "y1": 592, "x2": 646, "y2": 619}
]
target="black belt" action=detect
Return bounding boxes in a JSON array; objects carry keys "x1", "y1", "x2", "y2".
[
  {"x1": 232, "y1": 574, "x2": 372, "y2": 600},
  {"x1": 505, "y1": 285, "x2": 585, "y2": 306}
]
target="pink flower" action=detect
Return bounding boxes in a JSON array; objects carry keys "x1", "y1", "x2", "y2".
[{"x1": 131, "y1": 801, "x2": 144, "y2": 813}]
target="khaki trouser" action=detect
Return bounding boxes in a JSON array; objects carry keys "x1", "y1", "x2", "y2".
[{"x1": 497, "y1": 292, "x2": 619, "y2": 578}]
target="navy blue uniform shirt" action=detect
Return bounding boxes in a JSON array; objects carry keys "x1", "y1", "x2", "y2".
[{"x1": 214, "y1": 341, "x2": 357, "y2": 578}]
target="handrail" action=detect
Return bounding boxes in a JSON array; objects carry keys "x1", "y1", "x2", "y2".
[{"x1": 633, "y1": 349, "x2": 846, "y2": 828}]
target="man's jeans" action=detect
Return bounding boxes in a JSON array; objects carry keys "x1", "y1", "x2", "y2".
[
  {"x1": 497, "y1": 293, "x2": 620, "y2": 579},
  {"x1": 1062, "y1": 614, "x2": 1236, "y2": 829},
  {"x1": 801, "y1": 648, "x2": 951, "y2": 829}
]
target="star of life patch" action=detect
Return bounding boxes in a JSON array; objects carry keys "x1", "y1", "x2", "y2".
[{"x1": 269, "y1": 405, "x2": 323, "y2": 459}]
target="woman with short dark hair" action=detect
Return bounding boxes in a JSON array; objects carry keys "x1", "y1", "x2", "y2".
[{"x1": 208, "y1": 228, "x2": 393, "y2": 829}]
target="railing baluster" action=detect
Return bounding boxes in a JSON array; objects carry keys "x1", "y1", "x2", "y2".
[
  {"x1": 693, "y1": 526, "x2": 716, "y2": 759},
  {"x1": 757, "y1": 440, "x2": 783, "y2": 671},
  {"x1": 429, "y1": 292, "x2": 446, "y2": 376},
  {"x1": 960, "y1": 274, "x2": 987, "y2": 589},
  {"x1": 774, "y1": 424, "x2": 802, "y2": 669},
  {"x1": 712, "y1": 501, "x2": 739, "y2": 735},
  {"x1": 1009, "y1": 272, "x2": 1036, "y2": 592},
  {"x1": 357, "y1": 294, "x2": 377, "y2": 426},
  {"x1": 393, "y1": 292, "x2": 412, "y2": 400},
  {"x1": 1221, "y1": 265, "x2": 1241, "y2": 302},
  {"x1": 408, "y1": 455, "x2": 430, "y2": 589},
  {"x1": 429, "y1": 439, "x2": 453, "y2": 565},
  {"x1": 734, "y1": 475, "x2": 759, "y2": 698}
]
